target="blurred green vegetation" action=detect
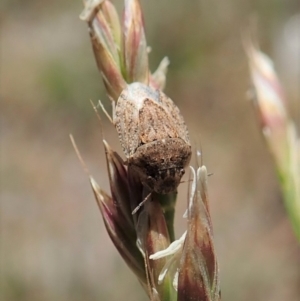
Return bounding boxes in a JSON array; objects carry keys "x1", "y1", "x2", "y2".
[{"x1": 1, "y1": 1, "x2": 299, "y2": 301}]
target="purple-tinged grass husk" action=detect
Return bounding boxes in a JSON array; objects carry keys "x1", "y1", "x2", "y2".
[{"x1": 245, "y1": 36, "x2": 300, "y2": 242}]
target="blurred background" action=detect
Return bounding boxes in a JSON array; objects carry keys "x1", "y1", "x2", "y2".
[{"x1": 1, "y1": 0, "x2": 299, "y2": 300}]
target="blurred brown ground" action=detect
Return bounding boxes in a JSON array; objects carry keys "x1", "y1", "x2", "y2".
[{"x1": 1, "y1": 0, "x2": 300, "y2": 300}]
